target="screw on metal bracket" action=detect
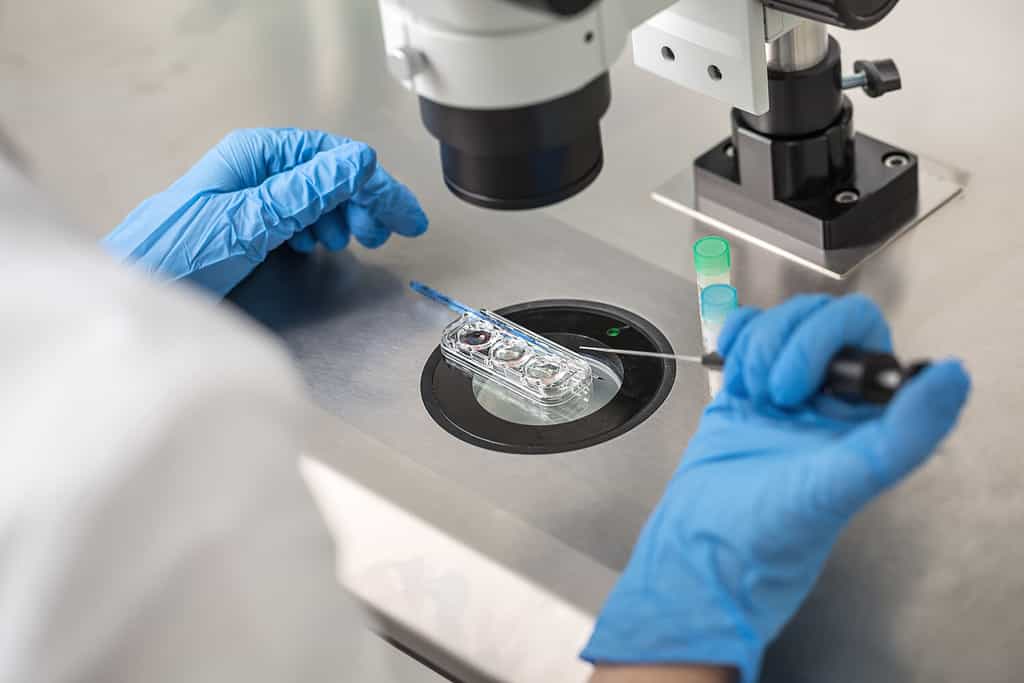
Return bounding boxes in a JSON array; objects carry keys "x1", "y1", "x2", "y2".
[
  {"x1": 883, "y1": 153, "x2": 911, "y2": 168},
  {"x1": 841, "y1": 72, "x2": 869, "y2": 90},
  {"x1": 834, "y1": 189, "x2": 861, "y2": 205}
]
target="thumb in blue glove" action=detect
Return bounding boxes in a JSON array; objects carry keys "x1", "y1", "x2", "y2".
[
  {"x1": 582, "y1": 294, "x2": 971, "y2": 682},
  {"x1": 103, "y1": 128, "x2": 428, "y2": 297}
]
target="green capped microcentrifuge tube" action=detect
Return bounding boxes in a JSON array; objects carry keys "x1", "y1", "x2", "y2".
[
  {"x1": 700, "y1": 284, "x2": 738, "y2": 353},
  {"x1": 700, "y1": 284, "x2": 738, "y2": 399},
  {"x1": 693, "y1": 236, "x2": 732, "y2": 291}
]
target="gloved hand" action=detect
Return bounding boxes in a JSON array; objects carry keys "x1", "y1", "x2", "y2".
[
  {"x1": 582, "y1": 294, "x2": 971, "y2": 682},
  {"x1": 103, "y1": 128, "x2": 428, "y2": 297}
]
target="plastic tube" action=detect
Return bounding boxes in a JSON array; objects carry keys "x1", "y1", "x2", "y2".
[
  {"x1": 700, "y1": 284, "x2": 738, "y2": 398},
  {"x1": 693, "y1": 236, "x2": 732, "y2": 291}
]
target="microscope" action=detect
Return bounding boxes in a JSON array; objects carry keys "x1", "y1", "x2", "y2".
[{"x1": 378, "y1": 1, "x2": 920, "y2": 266}]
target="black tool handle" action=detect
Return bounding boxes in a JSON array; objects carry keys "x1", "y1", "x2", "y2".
[
  {"x1": 703, "y1": 348, "x2": 927, "y2": 405},
  {"x1": 825, "y1": 347, "x2": 926, "y2": 405},
  {"x1": 702, "y1": 352, "x2": 726, "y2": 369}
]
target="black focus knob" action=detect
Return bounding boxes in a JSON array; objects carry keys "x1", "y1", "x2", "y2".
[
  {"x1": 851, "y1": 59, "x2": 902, "y2": 97},
  {"x1": 762, "y1": 0, "x2": 900, "y2": 29}
]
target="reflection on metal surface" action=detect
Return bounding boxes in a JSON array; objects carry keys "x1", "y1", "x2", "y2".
[
  {"x1": 300, "y1": 456, "x2": 598, "y2": 683},
  {"x1": 766, "y1": 22, "x2": 829, "y2": 72},
  {"x1": 652, "y1": 158, "x2": 964, "y2": 279}
]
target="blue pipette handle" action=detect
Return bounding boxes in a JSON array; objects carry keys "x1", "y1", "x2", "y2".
[
  {"x1": 409, "y1": 281, "x2": 548, "y2": 349},
  {"x1": 408, "y1": 281, "x2": 476, "y2": 316}
]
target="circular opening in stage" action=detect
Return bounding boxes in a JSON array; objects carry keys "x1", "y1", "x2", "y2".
[{"x1": 421, "y1": 300, "x2": 676, "y2": 454}]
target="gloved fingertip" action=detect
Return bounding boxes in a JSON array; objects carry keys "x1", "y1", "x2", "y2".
[
  {"x1": 288, "y1": 230, "x2": 316, "y2": 254},
  {"x1": 397, "y1": 206, "x2": 429, "y2": 238},
  {"x1": 311, "y1": 210, "x2": 351, "y2": 252},
  {"x1": 868, "y1": 358, "x2": 972, "y2": 484},
  {"x1": 347, "y1": 202, "x2": 391, "y2": 249},
  {"x1": 901, "y1": 359, "x2": 972, "y2": 419},
  {"x1": 385, "y1": 187, "x2": 429, "y2": 237},
  {"x1": 356, "y1": 231, "x2": 391, "y2": 249},
  {"x1": 323, "y1": 228, "x2": 350, "y2": 251}
]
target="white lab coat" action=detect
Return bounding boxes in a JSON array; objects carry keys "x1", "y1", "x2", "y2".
[{"x1": 0, "y1": 160, "x2": 392, "y2": 683}]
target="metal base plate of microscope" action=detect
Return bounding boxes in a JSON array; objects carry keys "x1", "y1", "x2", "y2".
[{"x1": 652, "y1": 146, "x2": 964, "y2": 280}]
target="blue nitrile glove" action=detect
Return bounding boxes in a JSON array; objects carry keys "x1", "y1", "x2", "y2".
[
  {"x1": 103, "y1": 128, "x2": 428, "y2": 297},
  {"x1": 582, "y1": 294, "x2": 971, "y2": 682}
]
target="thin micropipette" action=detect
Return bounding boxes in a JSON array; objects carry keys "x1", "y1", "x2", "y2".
[{"x1": 578, "y1": 345, "x2": 928, "y2": 405}]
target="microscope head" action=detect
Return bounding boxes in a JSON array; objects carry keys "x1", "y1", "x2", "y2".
[
  {"x1": 379, "y1": 0, "x2": 637, "y2": 210},
  {"x1": 378, "y1": 0, "x2": 901, "y2": 211},
  {"x1": 417, "y1": 73, "x2": 611, "y2": 210}
]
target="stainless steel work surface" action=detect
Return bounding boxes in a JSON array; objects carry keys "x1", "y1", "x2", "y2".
[
  {"x1": 3, "y1": 1, "x2": 1023, "y2": 682},
  {"x1": 230, "y1": 199, "x2": 706, "y2": 575}
]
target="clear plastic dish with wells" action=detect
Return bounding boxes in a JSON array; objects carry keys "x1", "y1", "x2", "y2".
[{"x1": 440, "y1": 311, "x2": 594, "y2": 407}]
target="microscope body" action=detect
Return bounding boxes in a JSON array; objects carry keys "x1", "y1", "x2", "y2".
[{"x1": 378, "y1": 0, "x2": 913, "y2": 252}]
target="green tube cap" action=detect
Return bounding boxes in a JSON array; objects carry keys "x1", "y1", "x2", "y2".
[
  {"x1": 693, "y1": 236, "x2": 731, "y2": 278},
  {"x1": 701, "y1": 284, "x2": 738, "y2": 325}
]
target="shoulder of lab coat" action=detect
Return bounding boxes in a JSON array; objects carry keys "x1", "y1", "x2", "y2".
[{"x1": 0, "y1": 161, "x2": 389, "y2": 683}]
